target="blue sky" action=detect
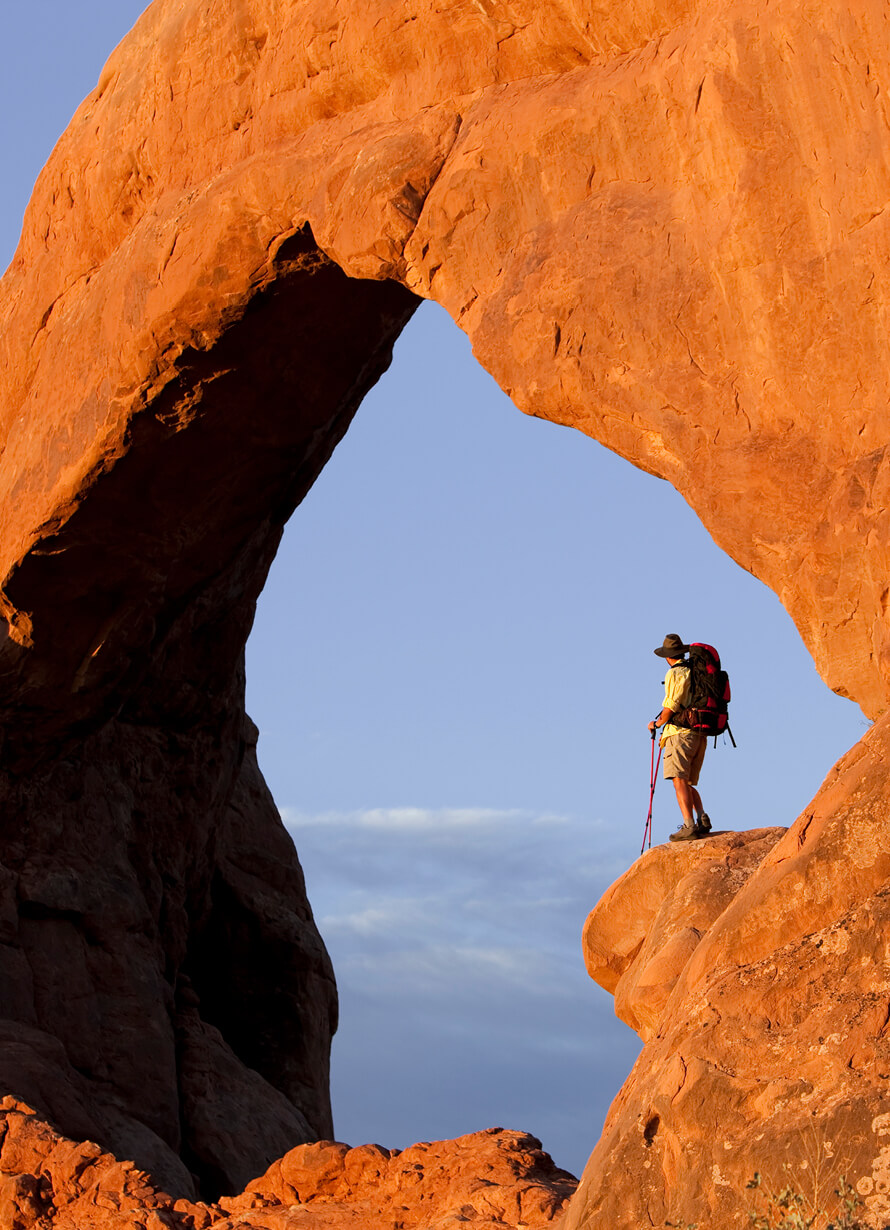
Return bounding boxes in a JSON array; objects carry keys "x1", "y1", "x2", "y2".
[{"x1": 3, "y1": 1, "x2": 868, "y2": 1183}]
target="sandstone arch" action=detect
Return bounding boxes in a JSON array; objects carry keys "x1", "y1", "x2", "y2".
[{"x1": 2, "y1": 0, "x2": 890, "y2": 1220}]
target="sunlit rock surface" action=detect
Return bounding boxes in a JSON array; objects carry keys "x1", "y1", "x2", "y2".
[
  {"x1": 4, "y1": 1, "x2": 890, "y2": 720},
  {"x1": 583, "y1": 828, "x2": 787, "y2": 1041},
  {"x1": 1, "y1": 0, "x2": 890, "y2": 1222},
  {"x1": 0, "y1": 1100, "x2": 575, "y2": 1230},
  {"x1": 573, "y1": 723, "x2": 890, "y2": 1228}
]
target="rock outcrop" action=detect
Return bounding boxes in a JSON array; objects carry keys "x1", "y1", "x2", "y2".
[
  {"x1": 2, "y1": 0, "x2": 890, "y2": 1223},
  {"x1": 0, "y1": 1098, "x2": 576, "y2": 1230},
  {"x1": 573, "y1": 727, "x2": 890, "y2": 1229},
  {"x1": 214, "y1": 1127, "x2": 577, "y2": 1230},
  {"x1": 0, "y1": 1096, "x2": 208, "y2": 1230},
  {"x1": 582, "y1": 828, "x2": 787, "y2": 1041}
]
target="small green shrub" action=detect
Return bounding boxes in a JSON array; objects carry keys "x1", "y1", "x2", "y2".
[
  {"x1": 664, "y1": 1173, "x2": 888, "y2": 1230},
  {"x1": 747, "y1": 1172, "x2": 883, "y2": 1230}
]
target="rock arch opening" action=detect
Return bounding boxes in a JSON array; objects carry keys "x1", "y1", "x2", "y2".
[{"x1": 244, "y1": 299, "x2": 865, "y2": 1176}]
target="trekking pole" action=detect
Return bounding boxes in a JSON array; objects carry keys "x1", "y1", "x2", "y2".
[{"x1": 641, "y1": 725, "x2": 663, "y2": 855}]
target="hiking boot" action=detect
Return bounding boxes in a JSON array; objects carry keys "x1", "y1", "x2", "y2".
[
  {"x1": 697, "y1": 812, "x2": 712, "y2": 833},
  {"x1": 669, "y1": 824, "x2": 698, "y2": 842}
]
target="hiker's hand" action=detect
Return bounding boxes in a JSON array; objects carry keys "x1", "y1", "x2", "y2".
[{"x1": 648, "y1": 720, "x2": 656, "y2": 734}]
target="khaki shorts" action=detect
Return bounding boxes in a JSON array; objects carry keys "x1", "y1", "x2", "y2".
[{"x1": 662, "y1": 730, "x2": 706, "y2": 785}]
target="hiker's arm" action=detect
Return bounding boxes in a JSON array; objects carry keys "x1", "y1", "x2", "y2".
[{"x1": 648, "y1": 706, "x2": 675, "y2": 733}]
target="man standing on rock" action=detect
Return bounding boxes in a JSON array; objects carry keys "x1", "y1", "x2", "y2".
[{"x1": 647, "y1": 633, "x2": 713, "y2": 842}]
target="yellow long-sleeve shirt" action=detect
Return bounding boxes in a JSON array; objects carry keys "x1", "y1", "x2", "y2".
[{"x1": 660, "y1": 663, "x2": 692, "y2": 745}]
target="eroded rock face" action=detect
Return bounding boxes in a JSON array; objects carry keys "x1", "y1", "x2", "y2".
[
  {"x1": 4, "y1": 1, "x2": 890, "y2": 719},
  {"x1": 0, "y1": 705, "x2": 341, "y2": 1200},
  {"x1": 572, "y1": 722, "x2": 890, "y2": 1229},
  {"x1": 0, "y1": 1096, "x2": 210, "y2": 1230},
  {"x1": 582, "y1": 828, "x2": 787, "y2": 1040},
  {"x1": 0, "y1": 1099, "x2": 575, "y2": 1230},
  {"x1": 214, "y1": 1128, "x2": 577, "y2": 1230},
  {"x1": 3, "y1": 0, "x2": 890, "y2": 1223}
]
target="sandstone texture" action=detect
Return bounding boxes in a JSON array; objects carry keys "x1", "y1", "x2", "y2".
[
  {"x1": 572, "y1": 730, "x2": 890, "y2": 1229},
  {"x1": 3, "y1": 3, "x2": 890, "y2": 722},
  {"x1": 582, "y1": 828, "x2": 787, "y2": 1041},
  {"x1": 0, "y1": 1099, "x2": 575, "y2": 1230},
  {"x1": 212, "y1": 1127, "x2": 577, "y2": 1230},
  {"x1": 0, "y1": 1096, "x2": 209, "y2": 1230},
  {"x1": 2, "y1": 0, "x2": 890, "y2": 1226}
]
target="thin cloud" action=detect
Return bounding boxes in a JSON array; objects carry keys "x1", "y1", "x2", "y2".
[
  {"x1": 280, "y1": 803, "x2": 642, "y2": 1176},
  {"x1": 339, "y1": 942, "x2": 562, "y2": 987},
  {"x1": 282, "y1": 805, "x2": 569, "y2": 832}
]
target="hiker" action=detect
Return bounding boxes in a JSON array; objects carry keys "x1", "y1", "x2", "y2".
[{"x1": 647, "y1": 633, "x2": 712, "y2": 842}]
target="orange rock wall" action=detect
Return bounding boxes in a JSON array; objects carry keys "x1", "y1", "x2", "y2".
[
  {"x1": 575, "y1": 724, "x2": 890, "y2": 1228},
  {"x1": 5, "y1": 0, "x2": 889, "y2": 715}
]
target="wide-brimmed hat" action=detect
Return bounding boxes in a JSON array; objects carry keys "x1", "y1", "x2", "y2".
[{"x1": 654, "y1": 633, "x2": 689, "y2": 659}]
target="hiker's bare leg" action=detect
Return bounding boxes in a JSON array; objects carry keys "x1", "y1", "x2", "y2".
[
  {"x1": 672, "y1": 777, "x2": 696, "y2": 824},
  {"x1": 689, "y1": 785, "x2": 703, "y2": 818}
]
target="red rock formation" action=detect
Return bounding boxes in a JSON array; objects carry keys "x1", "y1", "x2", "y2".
[
  {"x1": 215, "y1": 1128, "x2": 577, "y2": 1229},
  {"x1": 0, "y1": 1096, "x2": 212, "y2": 1229},
  {"x1": 4, "y1": 1, "x2": 890, "y2": 719},
  {"x1": 2, "y1": 0, "x2": 890, "y2": 1223},
  {"x1": 0, "y1": 1099, "x2": 574, "y2": 1230},
  {"x1": 572, "y1": 732, "x2": 890, "y2": 1228},
  {"x1": 0, "y1": 707, "x2": 344, "y2": 1199},
  {"x1": 0, "y1": 159, "x2": 414, "y2": 1194},
  {"x1": 582, "y1": 828, "x2": 787, "y2": 1041}
]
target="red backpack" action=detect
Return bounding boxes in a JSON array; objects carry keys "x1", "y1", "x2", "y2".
[{"x1": 676, "y1": 643, "x2": 735, "y2": 744}]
